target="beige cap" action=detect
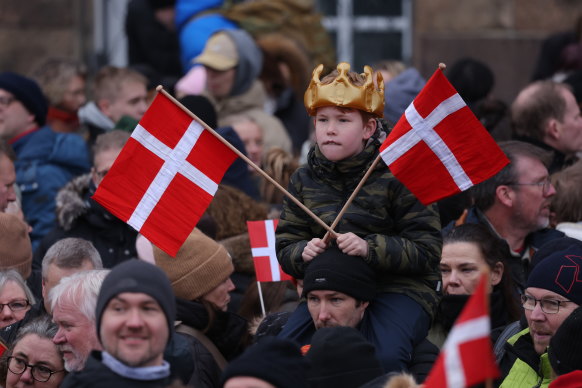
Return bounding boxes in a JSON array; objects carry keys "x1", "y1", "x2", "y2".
[{"x1": 194, "y1": 31, "x2": 239, "y2": 71}]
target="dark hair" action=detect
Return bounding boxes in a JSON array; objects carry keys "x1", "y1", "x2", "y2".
[
  {"x1": 472, "y1": 140, "x2": 551, "y2": 212},
  {"x1": 443, "y1": 223, "x2": 520, "y2": 321},
  {"x1": 448, "y1": 57, "x2": 494, "y2": 104}
]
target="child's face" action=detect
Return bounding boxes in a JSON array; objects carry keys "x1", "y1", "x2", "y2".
[{"x1": 314, "y1": 106, "x2": 376, "y2": 162}]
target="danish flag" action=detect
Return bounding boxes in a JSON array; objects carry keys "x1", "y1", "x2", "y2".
[
  {"x1": 380, "y1": 69, "x2": 509, "y2": 205},
  {"x1": 247, "y1": 220, "x2": 292, "y2": 282},
  {"x1": 423, "y1": 273, "x2": 500, "y2": 388},
  {"x1": 93, "y1": 93, "x2": 238, "y2": 256}
]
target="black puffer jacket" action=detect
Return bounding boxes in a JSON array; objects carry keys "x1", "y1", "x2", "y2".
[
  {"x1": 176, "y1": 298, "x2": 250, "y2": 388},
  {"x1": 32, "y1": 174, "x2": 137, "y2": 271}
]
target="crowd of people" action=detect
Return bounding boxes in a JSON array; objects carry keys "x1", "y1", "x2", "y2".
[{"x1": 1, "y1": 0, "x2": 582, "y2": 387}]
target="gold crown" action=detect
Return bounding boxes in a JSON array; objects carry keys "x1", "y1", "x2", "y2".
[{"x1": 304, "y1": 62, "x2": 384, "y2": 117}]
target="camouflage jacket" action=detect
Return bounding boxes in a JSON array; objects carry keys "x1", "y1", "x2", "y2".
[{"x1": 276, "y1": 134, "x2": 443, "y2": 318}]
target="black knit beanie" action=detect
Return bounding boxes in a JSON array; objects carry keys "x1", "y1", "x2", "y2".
[
  {"x1": 95, "y1": 259, "x2": 176, "y2": 342},
  {"x1": 221, "y1": 337, "x2": 309, "y2": 388},
  {"x1": 302, "y1": 246, "x2": 376, "y2": 301},
  {"x1": 0, "y1": 72, "x2": 48, "y2": 126},
  {"x1": 549, "y1": 306, "x2": 582, "y2": 376},
  {"x1": 527, "y1": 241, "x2": 582, "y2": 306},
  {"x1": 306, "y1": 326, "x2": 384, "y2": 388}
]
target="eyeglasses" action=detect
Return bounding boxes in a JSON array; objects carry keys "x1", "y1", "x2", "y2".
[
  {"x1": 509, "y1": 177, "x2": 552, "y2": 195},
  {"x1": 7, "y1": 356, "x2": 65, "y2": 382},
  {"x1": 0, "y1": 300, "x2": 29, "y2": 312},
  {"x1": 521, "y1": 294, "x2": 572, "y2": 314},
  {"x1": 0, "y1": 95, "x2": 15, "y2": 108}
]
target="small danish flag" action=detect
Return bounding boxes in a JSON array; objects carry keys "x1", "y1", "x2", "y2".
[
  {"x1": 247, "y1": 220, "x2": 293, "y2": 282},
  {"x1": 93, "y1": 92, "x2": 238, "y2": 256},
  {"x1": 380, "y1": 68, "x2": 509, "y2": 205}
]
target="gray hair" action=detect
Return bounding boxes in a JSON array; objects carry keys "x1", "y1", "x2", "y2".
[
  {"x1": 49, "y1": 270, "x2": 109, "y2": 323},
  {"x1": 13, "y1": 315, "x2": 58, "y2": 344},
  {"x1": 41, "y1": 238, "x2": 103, "y2": 281},
  {"x1": 0, "y1": 270, "x2": 36, "y2": 306}
]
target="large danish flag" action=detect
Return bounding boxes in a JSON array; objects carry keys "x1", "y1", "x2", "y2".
[
  {"x1": 380, "y1": 69, "x2": 509, "y2": 205},
  {"x1": 93, "y1": 93, "x2": 238, "y2": 256},
  {"x1": 423, "y1": 273, "x2": 500, "y2": 388},
  {"x1": 247, "y1": 220, "x2": 293, "y2": 282}
]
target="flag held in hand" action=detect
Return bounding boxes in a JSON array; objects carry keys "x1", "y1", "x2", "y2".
[
  {"x1": 247, "y1": 219, "x2": 293, "y2": 282},
  {"x1": 93, "y1": 92, "x2": 238, "y2": 257},
  {"x1": 380, "y1": 68, "x2": 509, "y2": 205},
  {"x1": 423, "y1": 273, "x2": 500, "y2": 388}
]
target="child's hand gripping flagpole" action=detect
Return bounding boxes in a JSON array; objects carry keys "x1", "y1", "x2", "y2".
[
  {"x1": 158, "y1": 87, "x2": 337, "y2": 238},
  {"x1": 322, "y1": 154, "x2": 383, "y2": 244}
]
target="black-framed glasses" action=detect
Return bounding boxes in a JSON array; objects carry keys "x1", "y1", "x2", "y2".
[
  {"x1": 7, "y1": 356, "x2": 65, "y2": 382},
  {"x1": 0, "y1": 95, "x2": 15, "y2": 108},
  {"x1": 521, "y1": 294, "x2": 571, "y2": 314},
  {"x1": 508, "y1": 177, "x2": 552, "y2": 195},
  {"x1": 0, "y1": 300, "x2": 29, "y2": 312}
]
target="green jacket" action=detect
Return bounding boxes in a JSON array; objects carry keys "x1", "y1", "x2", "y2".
[
  {"x1": 276, "y1": 132, "x2": 442, "y2": 318},
  {"x1": 500, "y1": 328, "x2": 553, "y2": 388}
]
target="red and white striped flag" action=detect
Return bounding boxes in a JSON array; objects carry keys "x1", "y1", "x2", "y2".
[
  {"x1": 93, "y1": 93, "x2": 238, "y2": 256},
  {"x1": 423, "y1": 273, "x2": 500, "y2": 388},
  {"x1": 247, "y1": 219, "x2": 292, "y2": 282},
  {"x1": 379, "y1": 69, "x2": 509, "y2": 205}
]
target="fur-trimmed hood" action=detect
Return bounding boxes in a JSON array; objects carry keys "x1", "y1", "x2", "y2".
[{"x1": 55, "y1": 173, "x2": 93, "y2": 231}]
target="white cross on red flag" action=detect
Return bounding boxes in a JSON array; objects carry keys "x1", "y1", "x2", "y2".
[
  {"x1": 380, "y1": 69, "x2": 509, "y2": 205},
  {"x1": 93, "y1": 93, "x2": 238, "y2": 257},
  {"x1": 423, "y1": 273, "x2": 500, "y2": 388},
  {"x1": 247, "y1": 219, "x2": 293, "y2": 282}
]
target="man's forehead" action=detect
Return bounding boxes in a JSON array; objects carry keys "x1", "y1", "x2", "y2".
[
  {"x1": 0, "y1": 89, "x2": 13, "y2": 98},
  {"x1": 526, "y1": 287, "x2": 566, "y2": 300},
  {"x1": 110, "y1": 292, "x2": 159, "y2": 305},
  {"x1": 308, "y1": 289, "x2": 353, "y2": 299}
]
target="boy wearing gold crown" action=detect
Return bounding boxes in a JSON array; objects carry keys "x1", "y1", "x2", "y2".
[{"x1": 275, "y1": 63, "x2": 442, "y2": 374}]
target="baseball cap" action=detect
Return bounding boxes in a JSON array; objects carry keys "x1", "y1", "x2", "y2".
[{"x1": 194, "y1": 31, "x2": 239, "y2": 71}]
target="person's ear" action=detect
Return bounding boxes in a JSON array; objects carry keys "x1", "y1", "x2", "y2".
[
  {"x1": 362, "y1": 118, "x2": 377, "y2": 140},
  {"x1": 495, "y1": 185, "x2": 515, "y2": 207},
  {"x1": 491, "y1": 261, "x2": 504, "y2": 286}
]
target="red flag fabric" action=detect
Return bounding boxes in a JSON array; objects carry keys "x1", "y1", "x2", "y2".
[
  {"x1": 247, "y1": 219, "x2": 293, "y2": 282},
  {"x1": 93, "y1": 93, "x2": 238, "y2": 256},
  {"x1": 423, "y1": 273, "x2": 500, "y2": 388},
  {"x1": 379, "y1": 69, "x2": 509, "y2": 205}
]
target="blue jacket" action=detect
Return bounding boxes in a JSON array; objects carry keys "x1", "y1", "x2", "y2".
[{"x1": 13, "y1": 126, "x2": 90, "y2": 249}]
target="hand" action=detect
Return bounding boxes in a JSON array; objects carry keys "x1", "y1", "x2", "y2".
[
  {"x1": 302, "y1": 238, "x2": 327, "y2": 262},
  {"x1": 336, "y1": 232, "x2": 369, "y2": 258}
]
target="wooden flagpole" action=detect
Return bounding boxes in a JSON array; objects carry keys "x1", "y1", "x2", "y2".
[
  {"x1": 257, "y1": 281, "x2": 266, "y2": 317},
  {"x1": 322, "y1": 154, "x2": 383, "y2": 243},
  {"x1": 158, "y1": 87, "x2": 337, "y2": 237}
]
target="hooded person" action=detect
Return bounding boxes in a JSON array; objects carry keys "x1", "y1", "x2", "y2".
[
  {"x1": 59, "y1": 259, "x2": 179, "y2": 388},
  {"x1": 194, "y1": 29, "x2": 292, "y2": 155},
  {"x1": 154, "y1": 228, "x2": 250, "y2": 388}
]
